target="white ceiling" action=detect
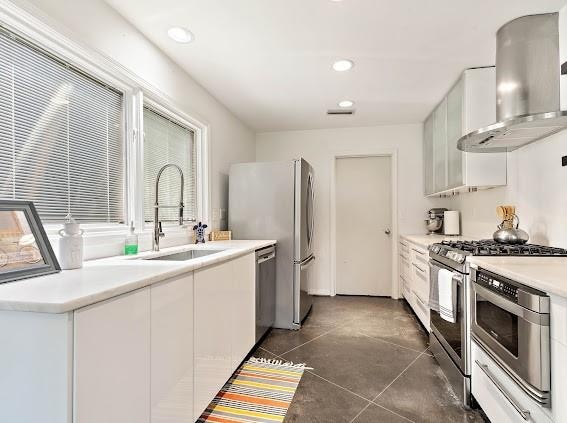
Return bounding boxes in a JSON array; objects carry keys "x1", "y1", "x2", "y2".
[{"x1": 105, "y1": 0, "x2": 567, "y2": 132}]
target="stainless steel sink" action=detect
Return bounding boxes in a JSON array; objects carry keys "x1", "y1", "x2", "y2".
[{"x1": 146, "y1": 249, "x2": 226, "y2": 261}]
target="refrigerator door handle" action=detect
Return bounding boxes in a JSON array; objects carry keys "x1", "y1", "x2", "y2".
[
  {"x1": 309, "y1": 173, "x2": 315, "y2": 249},
  {"x1": 306, "y1": 172, "x2": 313, "y2": 250},
  {"x1": 300, "y1": 255, "x2": 316, "y2": 271}
]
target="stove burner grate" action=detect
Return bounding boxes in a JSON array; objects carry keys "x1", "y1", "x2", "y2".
[{"x1": 439, "y1": 240, "x2": 567, "y2": 257}]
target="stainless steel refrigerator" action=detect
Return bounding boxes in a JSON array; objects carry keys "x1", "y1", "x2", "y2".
[{"x1": 229, "y1": 159, "x2": 315, "y2": 330}]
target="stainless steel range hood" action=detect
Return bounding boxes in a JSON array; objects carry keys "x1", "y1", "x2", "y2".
[{"x1": 458, "y1": 13, "x2": 567, "y2": 153}]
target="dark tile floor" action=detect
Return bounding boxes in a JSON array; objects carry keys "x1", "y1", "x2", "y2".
[{"x1": 252, "y1": 296, "x2": 485, "y2": 423}]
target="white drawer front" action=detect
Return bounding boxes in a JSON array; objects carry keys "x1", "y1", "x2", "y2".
[
  {"x1": 412, "y1": 291, "x2": 430, "y2": 332},
  {"x1": 410, "y1": 246, "x2": 428, "y2": 266},
  {"x1": 550, "y1": 295, "x2": 567, "y2": 347},
  {"x1": 411, "y1": 261, "x2": 429, "y2": 301},
  {"x1": 399, "y1": 254, "x2": 410, "y2": 281},
  {"x1": 550, "y1": 339, "x2": 567, "y2": 423},
  {"x1": 472, "y1": 340, "x2": 553, "y2": 423},
  {"x1": 401, "y1": 278, "x2": 411, "y2": 301}
]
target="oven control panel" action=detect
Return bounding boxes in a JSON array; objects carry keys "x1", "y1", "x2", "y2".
[
  {"x1": 476, "y1": 271, "x2": 519, "y2": 302},
  {"x1": 428, "y1": 245, "x2": 466, "y2": 263}
]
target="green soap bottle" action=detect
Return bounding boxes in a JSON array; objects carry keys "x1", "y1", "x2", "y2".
[{"x1": 124, "y1": 221, "x2": 139, "y2": 255}]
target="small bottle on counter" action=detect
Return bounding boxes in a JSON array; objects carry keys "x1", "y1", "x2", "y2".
[
  {"x1": 124, "y1": 221, "x2": 139, "y2": 255},
  {"x1": 58, "y1": 213, "x2": 84, "y2": 270}
]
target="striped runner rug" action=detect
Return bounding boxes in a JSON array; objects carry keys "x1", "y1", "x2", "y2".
[{"x1": 198, "y1": 357, "x2": 309, "y2": 423}]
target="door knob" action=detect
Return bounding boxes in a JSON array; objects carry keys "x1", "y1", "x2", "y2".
[{"x1": 385, "y1": 229, "x2": 391, "y2": 235}]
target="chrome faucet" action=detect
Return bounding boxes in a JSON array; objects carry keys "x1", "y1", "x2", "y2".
[{"x1": 153, "y1": 164, "x2": 184, "y2": 251}]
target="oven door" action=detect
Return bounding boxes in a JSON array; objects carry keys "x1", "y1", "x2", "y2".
[
  {"x1": 472, "y1": 281, "x2": 550, "y2": 397},
  {"x1": 429, "y1": 260, "x2": 468, "y2": 374}
]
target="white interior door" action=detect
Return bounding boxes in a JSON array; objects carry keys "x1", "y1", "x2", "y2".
[{"x1": 336, "y1": 156, "x2": 392, "y2": 296}]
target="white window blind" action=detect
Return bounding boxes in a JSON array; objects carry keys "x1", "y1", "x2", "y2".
[
  {"x1": 0, "y1": 29, "x2": 124, "y2": 224},
  {"x1": 143, "y1": 107, "x2": 197, "y2": 223}
]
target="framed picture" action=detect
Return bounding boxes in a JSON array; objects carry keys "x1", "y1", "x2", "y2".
[{"x1": 0, "y1": 200, "x2": 60, "y2": 284}]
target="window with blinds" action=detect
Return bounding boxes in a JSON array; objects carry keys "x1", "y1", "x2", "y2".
[
  {"x1": 143, "y1": 107, "x2": 197, "y2": 223},
  {"x1": 0, "y1": 29, "x2": 124, "y2": 224}
]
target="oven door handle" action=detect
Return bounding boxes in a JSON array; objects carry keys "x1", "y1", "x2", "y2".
[
  {"x1": 429, "y1": 259, "x2": 459, "y2": 274},
  {"x1": 475, "y1": 360, "x2": 531, "y2": 421},
  {"x1": 430, "y1": 260, "x2": 463, "y2": 286},
  {"x1": 473, "y1": 283, "x2": 549, "y2": 325}
]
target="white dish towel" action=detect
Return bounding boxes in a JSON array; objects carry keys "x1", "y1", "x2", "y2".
[{"x1": 438, "y1": 268, "x2": 457, "y2": 323}]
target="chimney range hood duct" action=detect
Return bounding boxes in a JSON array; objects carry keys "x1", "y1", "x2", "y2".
[{"x1": 458, "y1": 13, "x2": 567, "y2": 153}]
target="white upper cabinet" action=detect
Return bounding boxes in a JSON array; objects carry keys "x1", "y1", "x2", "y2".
[
  {"x1": 433, "y1": 98, "x2": 448, "y2": 193},
  {"x1": 423, "y1": 115, "x2": 435, "y2": 195},
  {"x1": 447, "y1": 77, "x2": 464, "y2": 188},
  {"x1": 424, "y1": 67, "x2": 507, "y2": 196}
]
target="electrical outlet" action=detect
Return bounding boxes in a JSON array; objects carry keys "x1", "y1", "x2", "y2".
[{"x1": 563, "y1": 156, "x2": 567, "y2": 167}]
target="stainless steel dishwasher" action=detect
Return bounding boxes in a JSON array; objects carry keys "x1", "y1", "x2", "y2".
[{"x1": 256, "y1": 246, "x2": 276, "y2": 342}]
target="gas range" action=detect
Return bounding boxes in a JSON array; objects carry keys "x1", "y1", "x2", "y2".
[
  {"x1": 429, "y1": 240, "x2": 567, "y2": 273},
  {"x1": 428, "y1": 238, "x2": 567, "y2": 407}
]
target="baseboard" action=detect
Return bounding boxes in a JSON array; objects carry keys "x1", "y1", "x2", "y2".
[{"x1": 309, "y1": 289, "x2": 332, "y2": 296}]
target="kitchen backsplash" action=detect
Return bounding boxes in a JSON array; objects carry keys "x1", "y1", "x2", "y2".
[{"x1": 445, "y1": 129, "x2": 567, "y2": 248}]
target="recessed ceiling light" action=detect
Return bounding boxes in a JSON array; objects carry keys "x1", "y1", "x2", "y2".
[
  {"x1": 167, "y1": 26, "x2": 194, "y2": 43},
  {"x1": 332, "y1": 59, "x2": 354, "y2": 72},
  {"x1": 338, "y1": 100, "x2": 354, "y2": 108}
]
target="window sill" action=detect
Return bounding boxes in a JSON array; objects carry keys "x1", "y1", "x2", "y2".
[
  {"x1": 46, "y1": 223, "x2": 197, "y2": 261},
  {"x1": 44, "y1": 223, "x2": 129, "y2": 238}
]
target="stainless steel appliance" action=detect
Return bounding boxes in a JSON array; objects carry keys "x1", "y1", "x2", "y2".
[
  {"x1": 255, "y1": 246, "x2": 276, "y2": 342},
  {"x1": 493, "y1": 214, "x2": 529, "y2": 245},
  {"x1": 425, "y1": 208, "x2": 448, "y2": 234},
  {"x1": 471, "y1": 267, "x2": 551, "y2": 406},
  {"x1": 229, "y1": 159, "x2": 315, "y2": 330},
  {"x1": 458, "y1": 13, "x2": 567, "y2": 152},
  {"x1": 428, "y1": 240, "x2": 567, "y2": 406},
  {"x1": 429, "y1": 247, "x2": 472, "y2": 406}
]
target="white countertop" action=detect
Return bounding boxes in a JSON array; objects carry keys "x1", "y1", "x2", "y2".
[
  {"x1": 0, "y1": 240, "x2": 276, "y2": 314},
  {"x1": 468, "y1": 256, "x2": 567, "y2": 298},
  {"x1": 400, "y1": 234, "x2": 477, "y2": 249}
]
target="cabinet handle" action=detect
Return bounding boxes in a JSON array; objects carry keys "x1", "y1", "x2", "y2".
[
  {"x1": 412, "y1": 263, "x2": 426, "y2": 273},
  {"x1": 257, "y1": 253, "x2": 275, "y2": 264},
  {"x1": 474, "y1": 360, "x2": 531, "y2": 421},
  {"x1": 414, "y1": 294, "x2": 428, "y2": 311}
]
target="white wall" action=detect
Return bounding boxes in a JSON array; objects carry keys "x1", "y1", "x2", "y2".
[
  {"x1": 446, "y1": 129, "x2": 567, "y2": 247},
  {"x1": 256, "y1": 124, "x2": 445, "y2": 296},
  {"x1": 11, "y1": 0, "x2": 255, "y2": 234}
]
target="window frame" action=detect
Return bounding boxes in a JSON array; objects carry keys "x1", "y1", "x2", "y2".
[
  {"x1": 136, "y1": 94, "x2": 210, "y2": 235},
  {"x1": 0, "y1": 3, "x2": 211, "y2": 239}
]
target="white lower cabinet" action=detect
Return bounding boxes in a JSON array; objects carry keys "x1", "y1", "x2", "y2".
[
  {"x1": 399, "y1": 239, "x2": 431, "y2": 332},
  {"x1": 151, "y1": 275, "x2": 194, "y2": 423},
  {"x1": 412, "y1": 291, "x2": 430, "y2": 332},
  {"x1": 2, "y1": 253, "x2": 259, "y2": 423},
  {"x1": 231, "y1": 253, "x2": 256, "y2": 368},
  {"x1": 472, "y1": 340, "x2": 552, "y2": 423},
  {"x1": 193, "y1": 252, "x2": 257, "y2": 420},
  {"x1": 73, "y1": 287, "x2": 151, "y2": 423},
  {"x1": 194, "y1": 260, "x2": 235, "y2": 419},
  {"x1": 0, "y1": 311, "x2": 73, "y2": 423}
]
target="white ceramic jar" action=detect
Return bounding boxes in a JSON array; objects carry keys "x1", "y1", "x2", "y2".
[{"x1": 58, "y1": 214, "x2": 84, "y2": 270}]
